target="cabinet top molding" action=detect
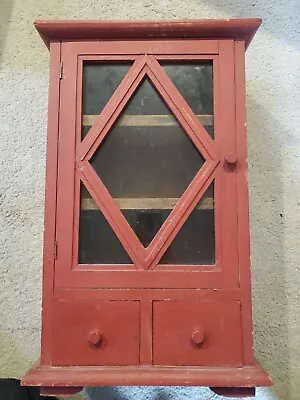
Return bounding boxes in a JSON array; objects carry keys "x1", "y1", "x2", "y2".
[{"x1": 34, "y1": 18, "x2": 262, "y2": 50}]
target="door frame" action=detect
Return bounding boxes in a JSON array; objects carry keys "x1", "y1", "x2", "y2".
[{"x1": 54, "y1": 39, "x2": 239, "y2": 289}]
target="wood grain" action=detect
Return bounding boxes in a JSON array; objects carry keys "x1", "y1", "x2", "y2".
[
  {"x1": 234, "y1": 40, "x2": 255, "y2": 364},
  {"x1": 22, "y1": 359, "x2": 272, "y2": 387},
  {"x1": 40, "y1": 41, "x2": 61, "y2": 365},
  {"x1": 34, "y1": 19, "x2": 262, "y2": 50}
]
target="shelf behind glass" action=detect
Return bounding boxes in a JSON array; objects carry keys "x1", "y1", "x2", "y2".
[
  {"x1": 82, "y1": 114, "x2": 213, "y2": 127},
  {"x1": 80, "y1": 197, "x2": 214, "y2": 210}
]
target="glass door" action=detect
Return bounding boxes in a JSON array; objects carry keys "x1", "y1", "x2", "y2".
[{"x1": 55, "y1": 40, "x2": 238, "y2": 288}]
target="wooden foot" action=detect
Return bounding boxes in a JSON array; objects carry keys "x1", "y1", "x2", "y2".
[
  {"x1": 40, "y1": 386, "x2": 83, "y2": 397},
  {"x1": 210, "y1": 387, "x2": 255, "y2": 398}
]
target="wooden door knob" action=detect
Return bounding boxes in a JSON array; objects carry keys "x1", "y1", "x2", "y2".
[
  {"x1": 88, "y1": 329, "x2": 102, "y2": 345},
  {"x1": 225, "y1": 152, "x2": 237, "y2": 165},
  {"x1": 191, "y1": 329, "x2": 205, "y2": 346}
]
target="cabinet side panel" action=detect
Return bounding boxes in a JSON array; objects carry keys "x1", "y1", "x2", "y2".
[
  {"x1": 40, "y1": 41, "x2": 61, "y2": 365},
  {"x1": 235, "y1": 40, "x2": 254, "y2": 364}
]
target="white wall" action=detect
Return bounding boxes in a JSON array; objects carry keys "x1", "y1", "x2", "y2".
[{"x1": 0, "y1": 1, "x2": 299, "y2": 399}]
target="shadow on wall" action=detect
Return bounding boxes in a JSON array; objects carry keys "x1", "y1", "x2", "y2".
[
  {"x1": 0, "y1": 331, "x2": 30, "y2": 377},
  {"x1": 247, "y1": 93, "x2": 289, "y2": 400},
  {"x1": 202, "y1": 0, "x2": 299, "y2": 50},
  {"x1": 85, "y1": 386, "x2": 218, "y2": 400},
  {"x1": 0, "y1": 0, "x2": 14, "y2": 64},
  {"x1": 199, "y1": 2, "x2": 297, "y2": 399}
]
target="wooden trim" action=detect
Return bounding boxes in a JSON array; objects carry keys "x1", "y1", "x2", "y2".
[
  {"x1": 54, "y1": 288, "x2": 242, "y2": 301},
  {"x1": 81, "y1": 197, "x2": 214, "y2": 210},
  {"x1": 140, "y1": 300, "x2": 153, "y2": 365},
  {"x1": 212, "y1": 56, "x2": 222, "y2": 281},
  {"x1": 72, "y1": 55, "x2": 84, "y2": 269},
  {"x1": 55, "y1": 269, "x2": 236, "y2": 289},
  {"x1": 82, "y1": 114, "x2": 213, "y2": 127},
  {"x1": 234, "y1": 41, "x2": 255, "y2": 365},
  {"x1": 22, "y1": 359, "x2": 272, "y2": 387},
  {"x1": 74, "y1": 264, "x2": 217, "y2": 273},
  {"x1": 155, "y1": 55, "x2": 217, "y2": 60},
  {"x1": 40, "y1": 41, "x2": 61, "y2": 365},
  {"x1": 54, "y1": 43, "x2": 80, "y2": 288},
  {"x1": 216, "y1": 40, "x2": 239, "y2": 287},
  {"x1": 34, "y1": 19, "x2": 262, "y2": 50},
  {"x1": 69, "y1": 40, "x2": 219, "y2": 56},
  {"x1": 79, "y1": 55, "x2": 138, "y2": 61},
  {"x1": 79, "y1": 54, "x2": 218, "y2": 64}
]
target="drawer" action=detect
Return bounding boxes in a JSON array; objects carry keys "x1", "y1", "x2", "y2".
[
  {"x1": 52, "y1": 300, "x2": 140, "y2": 366},
  {"x1": 153, "y1": 301, "x2": 242, "y2": 366}
]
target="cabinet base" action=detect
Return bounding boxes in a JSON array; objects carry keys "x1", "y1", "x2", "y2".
[
  {"x1": 38, "y1": 386, "x2": 256, "y2": 398},
  {"x1": 22, "y1": 359, "x2": 272, "y2": 396}
]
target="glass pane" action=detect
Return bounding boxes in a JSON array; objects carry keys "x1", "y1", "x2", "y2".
[
  {"x1": 90, "y1": 78, "x2": 205, "y2": 247},
  {"x1": 160, "y1": 183, "x2": 215, "y2": 265},
  {"x1": 82, "y1": 62, "x2": 132, "y2": 139},
  {"x1": 79, "y1": 184, "x2": 132, "y2": 264},
  {"x1": 161, "y1": 62, "x2": 214, "y2": 138}
]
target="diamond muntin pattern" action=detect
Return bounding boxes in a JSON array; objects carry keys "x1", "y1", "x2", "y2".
[{"x1": 76, "y1": 55, "x2": 219, "y2": 269}]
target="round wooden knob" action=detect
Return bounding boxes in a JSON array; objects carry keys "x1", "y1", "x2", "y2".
[
  {"x1": 88, "y1": 329, "x2": 102, "y2": 345},
  {"x1": 225, "y1": 152, "x2": 237, "y2": 165},
  {"x1": 191, "y1": 329, "x2": 205, "y2": 346}
]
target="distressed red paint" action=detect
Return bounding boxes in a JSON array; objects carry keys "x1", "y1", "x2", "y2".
[{"x1": 22, "y1": 19, "x2": 272, "y2": 397}]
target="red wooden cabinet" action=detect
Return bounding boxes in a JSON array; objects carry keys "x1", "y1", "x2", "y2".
[{"x1": 22, "y1": 19, "x2": 272, "y2": 398}]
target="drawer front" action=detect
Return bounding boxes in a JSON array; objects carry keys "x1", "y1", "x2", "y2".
[
  {"x1": 153, "y1": 301, "x2": 242, "y2": 366},
  {"x1": 52, "y1": 300, "x2": 139, "y2": 366}
]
